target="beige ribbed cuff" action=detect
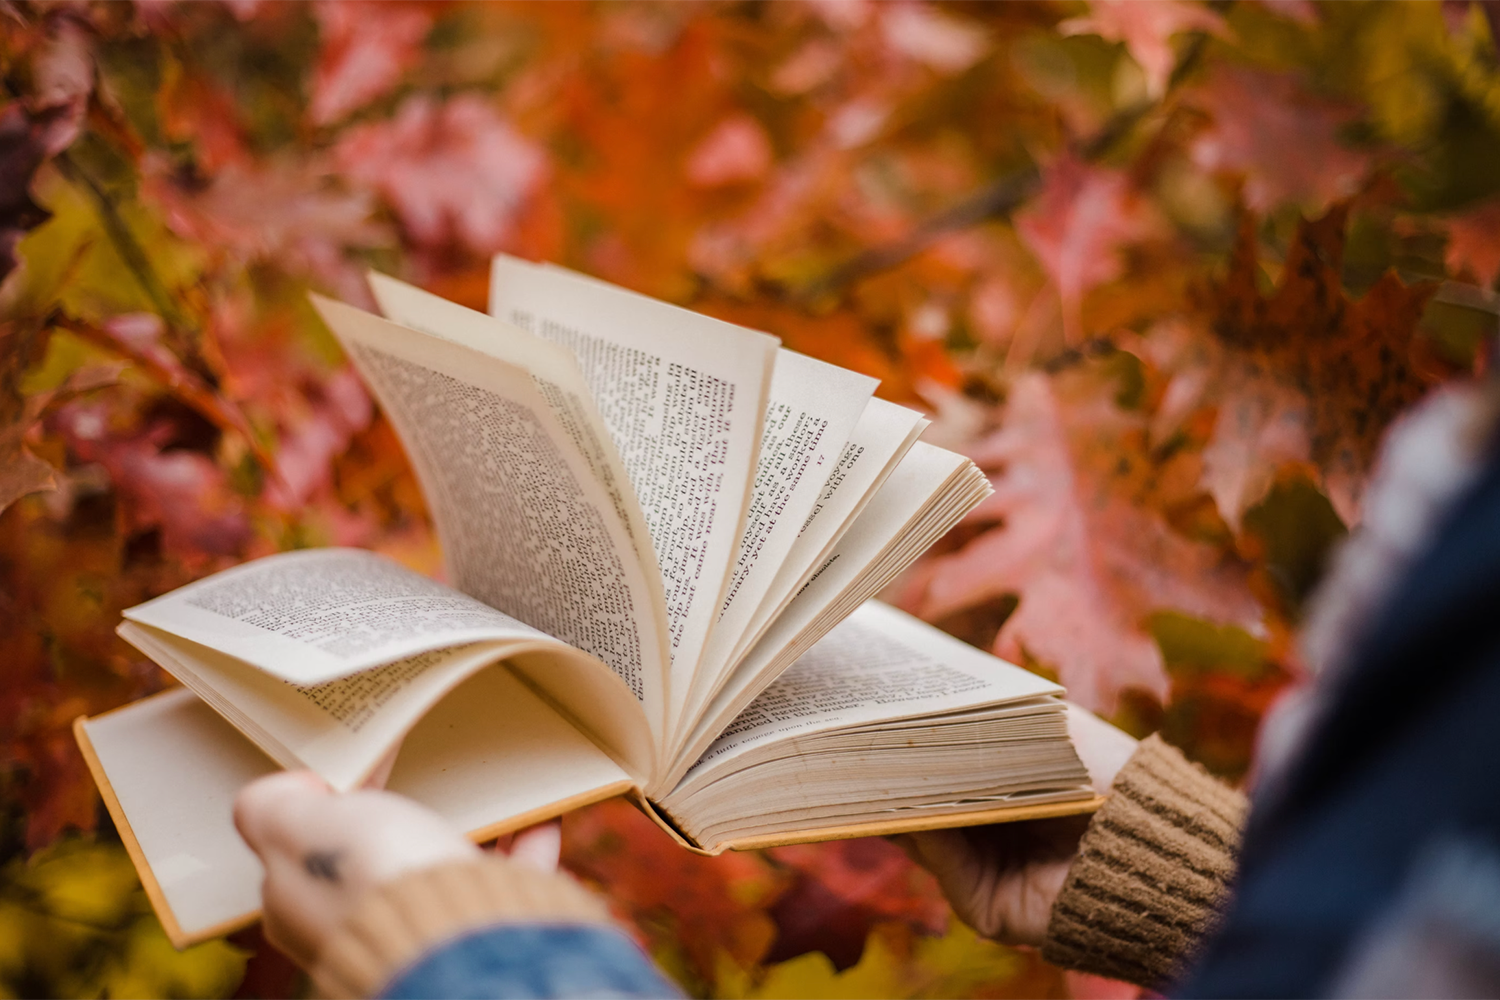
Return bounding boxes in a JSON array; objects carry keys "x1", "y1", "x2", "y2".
[
  {"x1": 1042, "y1": 734, "x2": 1248, "y2": 990},
  {"x1": 311, "y1": 857, "x2": 614, "y2": 1000}
]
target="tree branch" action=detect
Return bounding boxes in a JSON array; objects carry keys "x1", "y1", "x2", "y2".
[
  {"x1": 51, "y1": 150, "x2": 205, "y2": 373},
  {"x1": 798, "y1": 24, "x2": 1218, "y2": 303}
]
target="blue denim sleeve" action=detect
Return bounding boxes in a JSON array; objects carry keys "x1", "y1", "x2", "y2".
[{"x1": 377, "y1": 923, "x2": 684, "y2": 1000}]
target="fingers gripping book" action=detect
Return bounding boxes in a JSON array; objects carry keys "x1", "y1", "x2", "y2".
[{"x1": 75, "y1": 257, "x2": 1099, "y2": 947}]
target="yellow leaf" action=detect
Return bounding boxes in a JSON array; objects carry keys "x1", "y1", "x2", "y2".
[{"x1": 97, "y1": 918, "x2": 247, "y2": 1000}]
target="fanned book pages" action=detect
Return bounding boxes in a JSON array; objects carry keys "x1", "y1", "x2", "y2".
[{"x1": 75, "y1": 258, "x2": 1100, "y2": 948}]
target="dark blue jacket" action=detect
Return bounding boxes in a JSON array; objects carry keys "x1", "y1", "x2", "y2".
[{"x1": 1182, "y1": 448, "x2": 1500, "y2": 996}]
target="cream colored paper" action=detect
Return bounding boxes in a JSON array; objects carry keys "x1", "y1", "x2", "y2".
[
  {"x1": 662, "y1": 442, "x2": 988, "y2": 788},
  {"x1": 680, "y1": 350, "x2": 876, "y2": 740},
  {"x1": 312, "y1": 296, "x2": 667, "y2": 740},
  {"x1": 490, "y1": 255, "x2": 779, "y2": 723},
  {"x1": 716, "y1": 398, "x2": 928, "y2": 693},
  {"x1": 79, "y1": 669, "x2": 633, "y2": 946}
]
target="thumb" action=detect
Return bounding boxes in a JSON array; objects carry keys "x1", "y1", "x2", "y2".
[{"x1": 233, "y1": 770, "x2": 334, "y2": 858}]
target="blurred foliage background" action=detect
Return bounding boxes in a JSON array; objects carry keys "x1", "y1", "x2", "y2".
[{"x1": 2, "y1": 0, "x2": 1499, "y2": 996}]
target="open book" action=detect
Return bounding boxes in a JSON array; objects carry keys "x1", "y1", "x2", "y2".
[{"x1": 76, "y1": 257, "x2": 1098, "y2": 947}]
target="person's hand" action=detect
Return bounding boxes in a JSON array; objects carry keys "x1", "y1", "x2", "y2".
[
  {"x1": 895, "y1": 704, "x2": 1138, "y2": 946},
  {"x1": 233, "y1": 771, "x2": 561, "y2": 967}
]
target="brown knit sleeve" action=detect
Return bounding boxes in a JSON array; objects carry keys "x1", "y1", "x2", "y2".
[
  {"x1": 1041, "y1": 734, "x2": 1248, "y2": 990},
  {"x1": 311, "y1": 857, "x2": 615, "y2": 999}
]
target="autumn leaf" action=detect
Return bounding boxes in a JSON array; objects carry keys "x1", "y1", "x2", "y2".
[
  {"x1": 1059, "y1": 0, "x2": 1228, "y2": 97},
  {"x1": 685, "y1": 113, "x2": 774, "y2": 188},
  {"x1": 1186, "y1": 66, "x2": 1372, "y2": 213},
  {"x1": 335, "y1": 94, "x2": 547, "y2": 253},
  {"x1": 139, "y1": 154, "x2": 389, "y2": 298},
  {"x1": 26, "y1": 12, "x2": 94, "y2": 158},
  {"x1": 765, "y1": 838, "x2": 950, "y2": 970},
  {"x1": 1014, "y1": 157, "x2": 1160, "y2": 350},
  {"x1": 895, "y1": 366, "x2": 1262, "y2": 712},
  {"x1": 309, "y1": 1, "x2": 433, "y2": 127},
  {"x1": 1443, "y1": 196, "x2": 1500, "y2": 287},
  {"x1": 52, "y1": 396, "x2": 251, "y2": 558},
  {"x1": 1164, "y1": 205, "x2": 1441, "y2": 527}
]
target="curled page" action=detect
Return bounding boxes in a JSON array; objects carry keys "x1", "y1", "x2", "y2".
[
  {"x1": 491, "y1": 256, "x2": 779, "y2": 719},
  {"x1": 312, "y1": 296, "x2": 668, "y2": 735},
  {"x1": 718, "y1": 398, "x2": 927, "y2": 690},
  {"x1": 683, "y1": 350, "x2": 876, "y2": 735},
  {"x1": 366, "y1": 273, "x2": 659, "y2": 578},
  {"x1": 123, "y1": 548, "x2": 558, "y2": 684}
]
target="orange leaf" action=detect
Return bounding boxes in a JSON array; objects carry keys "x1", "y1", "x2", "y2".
[{"x1": 897, "y1": 366, "x2": 1261, "y2": 712}]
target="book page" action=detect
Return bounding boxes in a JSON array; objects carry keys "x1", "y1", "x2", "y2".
[
  {"x1": 490, "y1": 256, "x2": 779, "y2": 718},
  {"x1": 718, "y1": 398, "x2": 928, "y2": 681},
  {"x1": 661, "y1": 443, "x2": 988, "y2": 788},
  {"x1": 123, "y1": 548, "x2": 567, "y2": 685},
  {"x1": 673, "y1": 602, "x2": 1062, "y2": 793},
  {"x1": 79, "y1": 677, "x2": 632, "y2": 946},
  {"x1": 366, "y1": 273, "x2": 659, "y2": 578},
  {"x1": 313, "y1": 296, "x2": 668, "y2": 738},
  {"x1": 682, "y1": 351, "x2": 876, "y2": 733},
  {"x1": 118, "y1": 618, "x2": 656, "y2": 791}
]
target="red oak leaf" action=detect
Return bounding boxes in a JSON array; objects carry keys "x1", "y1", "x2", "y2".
[
  {"x1": 309, "y1": 1, "x2": 432, "y2": 126},
  {"x1": 685, "y1": 113, "x2": 773, "y2": 188},
  {"x1": 1014, "y1": 157, "x2": 1159, "y2": 348},
  {"x1": 53, "y1": 398, "x2": 251, "y2": 558},
  {"x1": 1157, "y1": 206, "x2": 1440, "y2": 528},
  {"x1": 1060, "y1": 0, "x2": 1228, "y2": 97},
  {"x1": 335, "y1": 94, "x2": 547, "y2": 253},
  {"x1": 1444, "y1": 198, "x2": 1500, "y2": 287},
  {"x1": 765, "y1": 838, "x2": 949, "y2": 970},
  {"x1": 1187, "y1": 66, "x2": 1371, "y2": 213},
  {"x1": 895, "y1": 366, "x2": 1262, "y2": 712},
  {"x1": 140, "y1": 153, "x2": 388, "y2": 299},
  {"x1": 561, "y1": 799, "x2": 786, "y2": 984}
]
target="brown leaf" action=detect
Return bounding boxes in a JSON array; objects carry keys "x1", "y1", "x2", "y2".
[
  {"x1": 0, "y1": 447, "x2": 56, "y2": 514},
  {"x1": 1172, "y1": 204, "x2": 1441, "y2": 526}
]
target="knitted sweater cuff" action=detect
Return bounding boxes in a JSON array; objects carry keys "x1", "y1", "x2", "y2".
[
  {"x1": 311, "y1": 857, "x2": 614, "y2": 999},
  {"x1": 1041, "y1": 734, "x2": 1248, "y2": 990}
]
